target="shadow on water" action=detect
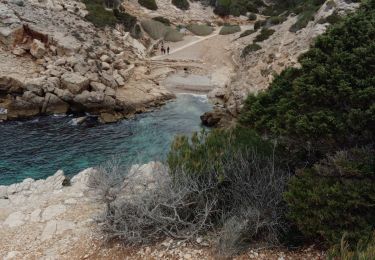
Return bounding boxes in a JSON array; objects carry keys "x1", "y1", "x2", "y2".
[{"x1": 0, "y1": 94, "x2": 211, "y2": 185}]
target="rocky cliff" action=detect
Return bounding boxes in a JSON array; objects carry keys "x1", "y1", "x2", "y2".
[
  {"x1": 209, "y1": 0, "x2": 360, "y2": 119},
  {"x1": 0, "y1": 0, "x2": 174, "y2": 123}
]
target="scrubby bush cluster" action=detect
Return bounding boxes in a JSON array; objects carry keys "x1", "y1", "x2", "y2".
[
  {"x1": 186, "y1": 24, "x2": 214, "y2": 36},
  {"x1": 285, "y1": 148, "x2": 375, "y2": 245},
  {"x1": 152, "y1": 16, "x2": 171, "y2": 26},
  {"x1": 213, "y1": 0, "x2": 265, "y2": 17},
  {"x1": 94, "y1": 128, "x2": 290, "y2": 255},
  {"x1": 219, "y1": 24, "x2": 241, "y2": 35},
  {"x1": 138, "y1": 0, "x2": 158, "y2": 10},
  {"x1": 241, "y1": 43, "x2": 261, "y2": 57},
  {"x1": 238, "y1": 29, "x2": 255, "y2": 38},
  {"x1": 141, "y1": 19, "x2": 183, "y2": 41},
  {"x1": 84, "y1": 0, "x2": 118, "y2": 27},
  {"x1": 84, "y1": 0, "x2": 137, "y2": 31},
  {"x1": 172, "y1": 0, "x2": 190, "y2": 10},
  {"x1": 253, "y1": 28, "x2": 275, "y2": 42},
  {"x1": 240, "y1": 0, "x2": 375, "y2": 248}
]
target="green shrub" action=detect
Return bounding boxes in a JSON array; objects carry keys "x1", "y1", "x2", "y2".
[
  {"x1": 254, "y1": 28, "x2": 275, "y2": 42},
  {"x1": 186, "y1": 24, "x2": 214, "y2": 36},
  {"x1": 319, "y1": 11, "x2": 342, "y2": 25},
  {"x1": 84, "y1": 0, "x2": 118, "y2": 27},
  {"x1": 328, "y1": 233, "x2": 375, "y2": 259},
  {"x1": 168, "y1": 127, "x2": 273, "y2": 175},
  {"x1": 131, "y1": 24, "x2": 142, "y2": 39},
  {"x1": 141, "y1": 19, "x2": 168, "y2": 39},
  {"x1": 268, "y1": 16, "x2": 287, "y2": 25},
  {"x1": 240, "y1": 1, "x2": 375, "y2": 165},
  {"x1": 164, "y1": 29, "x2": 184, "y2": 42},
  {"x1": 113, "y1": 9, "x2": 137, "y2": 31},
  {"x1": 172, "y1": 0, "x2": 190, "y2": 10},
  {"x1": 254, "y1": 19, "x2": 266, "y2": 30},
  {"x1": 219, "y1": 25, "x2": 241, "y2": 35},
  {"x1": 152, "y1": 16, "x2": 171, "y2": 26},
  {"x1": 238, "y1": 29, "x2": 255, "y2": 38},
  {"x1": 284, "y1": 147, "x2": 375, "y2": 246},
  {"x1": 138, "y1": 0, "x2": 158, "y2": 10},
  {"x1": 241, "y1": 43, "x2": 261, "y2": 57},
  {"x1": 289, "y1": 9, "x2": 317, "y2": 32},
  {"x1": 248, "y1": 12, "x2": 257, "y2": 21}
]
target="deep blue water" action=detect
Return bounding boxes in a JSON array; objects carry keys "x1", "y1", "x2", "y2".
[{"x1": 0, "y1": 94, "x2": 211, "y2": 185}]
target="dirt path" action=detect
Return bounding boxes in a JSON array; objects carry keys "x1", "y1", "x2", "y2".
[{"x1": 151, "y1": 29, "x2": 221, "y2": 60}]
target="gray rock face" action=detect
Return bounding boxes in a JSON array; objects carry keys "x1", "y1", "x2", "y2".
[
  {"x1": 90, "y1": 81, "x2": 106, "y2": 92},
  {"x1": 61, "y1": 72, "x2": 89, "y2": 94},
  {"x1": 0, "y1": 76, "x2": 24, "y2": 94},
  {"x1": 73, "y1": 90, "x2": 105, "y2": 109},
  {"x1": 30, "y1": 39, "x2": 46, "y2": 59},
  {"x1": 42, "y1": 93, "x2": 69, "y2": 114}
]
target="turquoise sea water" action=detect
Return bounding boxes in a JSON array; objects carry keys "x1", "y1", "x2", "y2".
[{"x1": 0, "y1": 94, "x2": 211, "y2": 185}]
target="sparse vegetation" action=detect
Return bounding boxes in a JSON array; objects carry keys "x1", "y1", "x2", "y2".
[
  {"x1": 141, "y1": 19, "x2": 169, "y2": 39},
  {"x1": 172, "y1": 0, "x2": 190, "y2": 10},
  {"x1": 238, "y1": 29, "x2": 255, "y2": 38},
  {"x1": 289, "y1": 9, "x2": 317, "y2": 32},
  {"x1": 138, "y1": 0, "x2": 158, "y2": 10},
  {"x1": 254, "y1": 19, "x2": 266, "y2": 30},
  {"x1": 83, "y1": 0, "x2": 118, "y2": 27},
  {"x1": 248, "y1": 12, "x2": 257, "y2": 21},
  {"x1": 93, "y1": 128, "x2": 290, "y2": 256},
  {"x1": 268, "y1": 15, "x2": 287, "y2": 25},
  {"x1": 152, "y1": 16, "x2": 171, "y2": 26},
  {"x1": 113, "y1": 9, "x2": 137, "y2": 31},
  {"x1": 241, "y1": 43, "x2": 261, "y2": 57},
  {"x1": 219, "y1": 24, "x2": 241, "y2": 35},
  {"x1": 164, "y1": 29, "x2": 184, "y2": 42},
  {"x1": 186, "y1": 24, "x2": 214, "y2": 36},
  {"x1": 254, "y1": 28, "x2": 275, "y2": 42}
]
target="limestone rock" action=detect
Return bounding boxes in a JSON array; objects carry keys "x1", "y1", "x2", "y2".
[
  {"x1": 0, "y1": 76, "x2": 24, "y2": 94},
  {"x1": 53, "y1": 87, "x2": 73, "y2": 102},
  {"x1": 4, "y1": 211, "x2": 26, "y2": 227},
  {"x1": 90, "y1": 81, "x2": 106, "y2": 92},
  {"x1": 42, "y1": 93, "x2": 69, "y2": 114},
  {"x1": 30, "y1": 39, "x2": 46, "y2": 59},
  {"x1": 42, "y1": 204, "x2": 66, "y2": 221},
  {"x1": 98, "y1": 111, "x2": 123, "y2": 123},
  {"x1": 61, "y1": 72, "x2": 89, "y2": 94},
  {"x1": 7, "y1": 99, "x2": 40, "y2": 119}
]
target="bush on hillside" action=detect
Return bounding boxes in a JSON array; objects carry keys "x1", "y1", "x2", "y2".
[
  {"x1": 213, "y1": 0, "x2": 264, "y2": 17},
  {"x1": 186, "y1": 24, "x2": 214, "y2": 36},
  {"x1": 152, "y1": 16, "x2": 171, "y2": 26},
  {"x1": 238, "y1": 29, "x2": 255, "y2": 38},
  {"x1": 93, "y1": 137, "x2": 289, "y2": 256},
  {"x1": 131, "y1": 24, "x2": 143, "y2": 39},
  {"x1": 241, "y1": 43, "x2": 261, "y2": 57},
  {"x1": 138, "y1": 0, "x2": 158, "y2": 10},
  {"x1": 240, "y1": 0, "x2": 375, "y2": 165},
  {"x1": 164, "y1": 29, "x2": 184, "y2": 42},
  {"x1": 248, "y1": 12, "x2": 257, "y2": 21},
  {"x1": 254, "y1": 28, "x2": 275, "y2": 42},
  {"x1": 141, "y1": 19, "x2": 168, "y2": 39},
  {"x1": 284, "y1": 147, "x2": 375, "y2": 246},
  {"x1": 328, "y1": 233, "x2": 375, "y2": 259},
  {"x1": 219, "y1": 24, "x2": 241, "y2": 35},
  {"x1": 268, "y1": 15, "x2": 287, "y2": 25},
  {"x1": 289, "y1": 8, "x2": 317, "y2": 32},
  {"x1": 113, "y1": 9, "x2": 137, "y2": 31},
  {"x1": 172, "y1": 0, "x2": 190, "y2": 10},
  {"x1": 84, "y1": 0, "x2": 118, "y2": 27},
  {"x1": 254, "y1": 19, "x2": 266, "y2": 30}
]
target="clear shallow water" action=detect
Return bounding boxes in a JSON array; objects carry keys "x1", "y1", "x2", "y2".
[{"x1": 0, "y1": 94, "x2": 211, "y2": 185}]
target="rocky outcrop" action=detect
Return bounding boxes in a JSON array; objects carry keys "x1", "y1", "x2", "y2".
[
  {"x1": 0, "y1": 0, "x2": 174, "y2": 123},
  {"x1": 212, "y1": 0, "x2": 360, "y2": 117},
  {"x1": 30, "y1": 39, "x2": 46, "y2": 59}
]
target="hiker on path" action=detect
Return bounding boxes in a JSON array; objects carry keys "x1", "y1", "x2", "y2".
[
  {"x1": 167, "y1": 46, "x2": 170, "y2": 54},
  {"x1": 161, "y1": 46, "x2": 165, "y2": 55}
]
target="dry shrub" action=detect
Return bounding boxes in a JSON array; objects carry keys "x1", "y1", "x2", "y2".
[{"x1": 92, "y1": 146, "x2": 289, "y2": 256}]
